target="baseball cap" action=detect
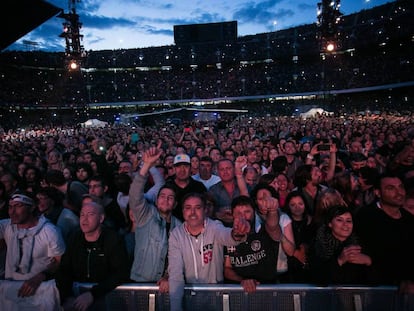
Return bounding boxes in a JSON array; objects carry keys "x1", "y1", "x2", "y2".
[{"x1": 173, "y1": 154, "x2": 191, "y2": 165}]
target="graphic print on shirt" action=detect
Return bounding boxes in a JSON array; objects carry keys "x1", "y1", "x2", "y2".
[
  {"x1": 203, "y1": 243, "x2": 213, "y2": 264},
  {"x1": 228, "y1": 240, "x2": 266, "y2": 267}
]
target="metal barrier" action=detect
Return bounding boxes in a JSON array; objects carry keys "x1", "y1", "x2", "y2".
[{"x1": 73, "y1": 283, "x2": 414, "y2": 311}]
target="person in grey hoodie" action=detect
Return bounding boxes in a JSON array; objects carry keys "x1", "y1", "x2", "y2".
[
  {"x1": 129, "y1": 143, "x2": 182, "y2": 293},
  {"x1": 168, "y1": 192, "x2": 251, "y2": 311}
]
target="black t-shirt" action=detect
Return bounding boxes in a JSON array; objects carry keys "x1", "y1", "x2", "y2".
[
  {"x1": 225, "y1": 227, "x2": 280, "y2": 283},
  {"x1": 354, "y1": 204, "x2": 414, "y2": 284}
]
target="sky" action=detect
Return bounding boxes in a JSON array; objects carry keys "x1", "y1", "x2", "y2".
[{"x1": 7, "y1": 0, "x2": 394, "y2": 52}]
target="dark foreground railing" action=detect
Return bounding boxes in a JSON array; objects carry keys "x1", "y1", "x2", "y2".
[{"x1": 73, "y1": 283, "x2": 414, "y2": 311}]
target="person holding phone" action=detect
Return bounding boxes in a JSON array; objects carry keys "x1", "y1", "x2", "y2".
[{"x1": 305, "y1": 141, "x2": 338, "y2": 184}]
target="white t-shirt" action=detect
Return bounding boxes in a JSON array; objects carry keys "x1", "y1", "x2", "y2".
[
  {"x1": 192, "y1": 174, "x2": 221, "y2": 190},
  {"x1": 0, "y1": 216, "x2": 66, "y2": 281},
  {"x1": 255, "y1": 211, "x2": 292, "y2": 273}
]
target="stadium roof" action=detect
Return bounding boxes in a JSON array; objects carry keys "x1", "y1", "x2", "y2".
[{"x1": 0, "y1": 0, "x2": 61, "y2": 51}]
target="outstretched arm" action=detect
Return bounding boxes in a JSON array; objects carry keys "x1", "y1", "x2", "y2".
[
  {"x1": 261, "y1": 197, "x2": 283, "y2": 242},
  {"x1": 129, "y1": 141, "x2": 163, "y2": 223},
  {"x1": 235, "y1": 156, "x2": 249, "y2": 197}
]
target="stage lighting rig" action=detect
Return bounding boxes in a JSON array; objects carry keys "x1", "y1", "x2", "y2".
[
  {"x1": 58, "y1": 0, "x2": 85, "y2": 70},
  {"x1": 316, "y1": 0, "x2": 343, "y2": 53}
]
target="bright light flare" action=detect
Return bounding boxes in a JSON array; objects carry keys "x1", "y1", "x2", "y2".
[
  {"x1": 326, "y1": 43, "x2": 335, "y2": 52},
  {"x1": 69, "y1": 61, "x2": 78, "y2": 70}
]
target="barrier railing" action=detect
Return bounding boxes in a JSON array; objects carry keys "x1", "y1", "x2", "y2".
[{"x1": 73, "y1": 283, "x2": 414, "y2": 311}]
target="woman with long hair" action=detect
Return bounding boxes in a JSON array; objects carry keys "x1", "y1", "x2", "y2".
[{"x1": 283, "y1": 190, "x2": 316, "y2": 282}]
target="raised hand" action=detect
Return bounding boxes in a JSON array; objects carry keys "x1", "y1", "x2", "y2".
[
  {"x1": 139, "y1": 141, "x2": 163, "y2": 176},
  {"x1": 261, "y1": 196, "x2": 279, "y2": 214},
  {"x1": 142, "y1": 140, "x2": 163, "y2": 166},
  {"x1": 234, "y1": 156, "x2": 247, "y2": 176},
  {"x1": 232, "y1": 215, "x2": 251, "y2": 238}
]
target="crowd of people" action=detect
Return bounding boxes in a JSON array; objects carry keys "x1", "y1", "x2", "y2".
[
  {"x1": 0, "y1": 110, "x2": 414, "y2": 310},
  {"x1": 0, "y1": 1, "x2": 412, "y2": 310}
]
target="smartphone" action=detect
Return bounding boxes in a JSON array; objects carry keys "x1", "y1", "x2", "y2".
[
  {"x1": 184, "y1": 127, "x2": 191, "y2": 132},
  {"x1": 317, "y1": 144, "x2": 330, "y2": 151},
  {"x1": 203, "y1": 126, "x2": 209, "y2": 131}
]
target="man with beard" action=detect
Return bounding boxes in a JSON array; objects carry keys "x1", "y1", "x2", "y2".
[
  {"x1": 128, "y1": 145, "x2": 181, "y2": 292},
  {"x1": 168, "y1": 192, "x2": 251, "y2": 311},
  {"x1": 354, "y1": 173, "x2": 414, "y2": 292},
  {"x1": 224, "y1": 195, "x2": 282, "y2": 292},
  {"x1": 191, "y1": 156, "x2": 221, "y2": 190}
]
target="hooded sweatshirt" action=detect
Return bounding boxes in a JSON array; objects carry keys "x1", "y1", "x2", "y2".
[{"x1": 168, "y1": 218, "x2": 241, "y2": 311}]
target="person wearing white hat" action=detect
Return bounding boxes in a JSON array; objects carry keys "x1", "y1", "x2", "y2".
[{"x1": 166, "y1": 154, "x2": 207, "y2": 221}]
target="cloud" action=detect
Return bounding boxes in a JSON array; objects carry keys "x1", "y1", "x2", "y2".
[
  {"x1": 297, "y1": 3, "x2": 315, "y2": 11},
  {"x1": 87, "y1": 35, "x2": 106, "y2": 46},
  {"x1": 160, "y1": 3, "x2": 174, "y2": 10},
  {"x1": 5, "y1": 0, "x2": 391, "y2": 52},
  {"x1": 192, "y1": 12, "x2": 223, "y2": 24},
  {"x1": 142, "y1": 25, "x2": 173, "y2": 36},
  {"x1": 81, "y1": 14, "x2": 136, "y2": 30},
  {"x1": 273, "y1": 8, "x2": 295, "y2": 19},
  {"x1": 233, "y1": 0, "x2": 293, "y2": 26}
]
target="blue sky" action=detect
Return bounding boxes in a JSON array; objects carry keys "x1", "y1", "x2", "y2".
[{"x1": 7, "y1": 0, "x2": 393, "y2": 52}]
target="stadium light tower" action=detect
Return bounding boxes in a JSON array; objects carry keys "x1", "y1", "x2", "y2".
[
  {"x1": 58, "y1": 0, "x2": 86, "y2": 70},
  {"x1": 316, "y1": 0, "x2": 343, "y2": 53},
  {"x1": 316, "y1": 0, "x2": 343, "y2": 95}
]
